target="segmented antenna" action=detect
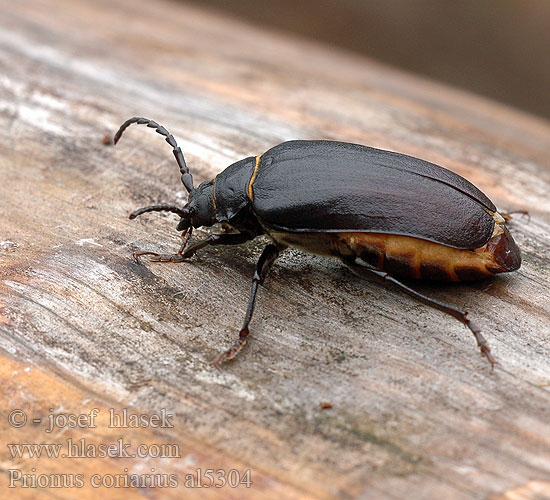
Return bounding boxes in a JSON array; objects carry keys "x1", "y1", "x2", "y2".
[
  {"x1": 113, "y1": 117, "x2": 194, "y2": 193},
  {"x1": 129, "y1": 205, "x2": 190, "y2": 220}
]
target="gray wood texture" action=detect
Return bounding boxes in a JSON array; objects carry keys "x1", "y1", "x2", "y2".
[{"x1": 0, "y1": 0, "x2": 549, "y2": 499}]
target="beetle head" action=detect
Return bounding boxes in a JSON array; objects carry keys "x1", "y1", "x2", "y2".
[{"x1": 177, "y1": 181, "x2": 216, "y2": 230}]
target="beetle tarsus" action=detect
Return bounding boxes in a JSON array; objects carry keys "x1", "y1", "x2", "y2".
[
  {"x1": 133, "y1": 229, "x2": 194, "y2": 265},
  {"x1": 133, "y1": 250, "x2": 188, "y2": 264},
  {"x1": 149, "y1": 254, "x2": 188, "y2": 263},
  {"x1": 479, "y1": 343, "x2": 496, "y2": 369},
  {"x1": 501, "y1": 210, "x2": 530, "y2": 223},
  {"x1": 211, "y1": 328, "x2": 250, "y2": 367},
  {"x1": 133, "y1": 251, "x2": 159, "y2": 264},
  {"x1": 466, "y1": 317, "x2": 496, "y2": 368}
]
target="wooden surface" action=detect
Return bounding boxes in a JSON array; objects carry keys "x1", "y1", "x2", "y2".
[{"x1": 1, "y1": 0, "x2": 549, "y2": 499}]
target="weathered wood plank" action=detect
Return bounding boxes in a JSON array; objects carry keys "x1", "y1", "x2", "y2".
[{"x1": 1, "y1": 0, "x2": 549, "y2": 499}]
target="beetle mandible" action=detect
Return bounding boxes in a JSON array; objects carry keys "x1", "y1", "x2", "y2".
[{"x1": 112, "y1": 117, "x2": 521, "y2": 367}]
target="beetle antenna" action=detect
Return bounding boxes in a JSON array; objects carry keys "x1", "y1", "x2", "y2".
[
  {"x1": 129, "y1": 205, "x2": 190, "y2": 220},
  {"x1": 113, "y1": 117, "x2": 194, "y2": 193}
]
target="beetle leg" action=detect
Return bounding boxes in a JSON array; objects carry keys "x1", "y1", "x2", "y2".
[
  {"x1": 500, "y1": 210, "x2": 530, "y2": 223},
  {"x1": 342, "y1": 259, "x2": 496, "y2": 368},
  {"x1": 134, "y1": 232, "x2": 255, "y2": 264},
  {"x1": 135, "y1": 228, "x2": 194, "y2": 263},
  {"x1": 212, "y1": 244, "x2": 281, "y2": 367},
  {"x1": 134, "y1": 251, "x2": 185, "y2": 264},
  {"x1": 133, "y1": 228, "x2": 191, "y2": 263}
]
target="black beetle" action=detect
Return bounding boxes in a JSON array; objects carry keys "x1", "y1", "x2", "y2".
[{"x1": 113, "y1": 117, "x2": 521, "y2": 367}]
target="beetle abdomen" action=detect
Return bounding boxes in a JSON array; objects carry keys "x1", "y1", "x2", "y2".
[
  {"x1": 334, "y1": 222, "x2": 520, "y2": 282},
  {"x1": 268, "y1": 218, "x2": 520, "y2": 282}
]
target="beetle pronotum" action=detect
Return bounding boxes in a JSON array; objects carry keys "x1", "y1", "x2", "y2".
[{"x1": 113, "y1": 117, "x2": 521, "y2": 367}]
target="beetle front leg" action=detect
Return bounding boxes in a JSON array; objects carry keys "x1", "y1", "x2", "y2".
[
  {"x1": 342, "y1": 259, "x2": 496, "y2": 368},
  {"x1": 134, "y1": 228, "x2": 193, "y2": 263},
  {"x1": 134, "y1": 232, "x2": 255, "y2": 264},
  {"x1": 212, "y1": 243, "x2": 281, "y2": 367}
]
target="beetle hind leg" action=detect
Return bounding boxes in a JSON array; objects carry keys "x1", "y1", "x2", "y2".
[
  {"x1": 342, "y1": 259, "x2": 496, "y2": 367},
  {"x1": 500, "y1": 209, "x2": 530, "y2": 223}
]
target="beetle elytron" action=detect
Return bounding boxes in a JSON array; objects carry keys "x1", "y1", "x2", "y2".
[{"x1": 112, "y1": 117, "x2": 521, "y2": 367}]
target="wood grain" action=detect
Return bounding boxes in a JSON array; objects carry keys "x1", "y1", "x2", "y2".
[{"x1": 0, "y1": 0, "x2": 549, "y2": 499}]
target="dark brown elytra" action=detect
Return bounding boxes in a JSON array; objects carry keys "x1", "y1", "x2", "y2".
[{"x1": 112, "y1": 117, "x2": 523, "y2": 368}]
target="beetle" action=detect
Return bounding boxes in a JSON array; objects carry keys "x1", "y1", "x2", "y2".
[{"x1": 112, "y1": 117, "x2": 521, "y2": 367}]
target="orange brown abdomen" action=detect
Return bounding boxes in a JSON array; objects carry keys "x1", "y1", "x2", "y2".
[{"x1": 334, "y1": 219, "x2": 521, "y2": 282}]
